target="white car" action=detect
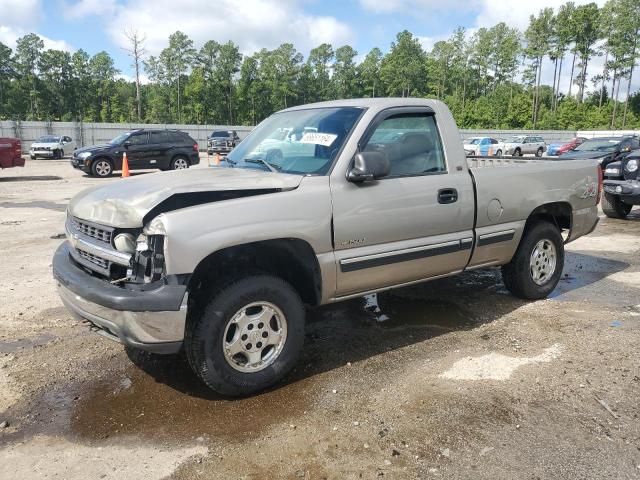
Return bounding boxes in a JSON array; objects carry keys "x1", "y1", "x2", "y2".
[
  {"x1": 29, "y1": 135, "x2": 76, "y2": 159},
  {"x1": 496, "y1": 135, "x2": 546, "y2": 157},
  {"x1": 463, "y1": 136, "x2": 501, "y2": 156}
]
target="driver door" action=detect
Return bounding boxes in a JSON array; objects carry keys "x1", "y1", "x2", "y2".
[
  {"x1": 122, "y1": 131, "x2": 149, "y2": 168},
  {"x1": 330, "y1": 109, "x2": 475, "y2": 297}
]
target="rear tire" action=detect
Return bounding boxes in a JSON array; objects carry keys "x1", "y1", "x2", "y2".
[
  {"x1": 536, "y1": 147, "x2": 543, "y2": 157},
  {"x1": 601, "y1": 192, "x2": 632, "y2": 219},
  {"x1": 185, "y1": 275, "x2": 305, "y2": 396},
  {"x1": 501, "y1": 221, "x2": 564, "y2": 300},
  {"x1": 170, "y1": 156, "x2": 189, "y2": 170}
]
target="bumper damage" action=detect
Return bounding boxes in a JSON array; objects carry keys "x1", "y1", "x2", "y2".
[{"x1": 53, "y1": 242, "x2": 187, "y2": 354}]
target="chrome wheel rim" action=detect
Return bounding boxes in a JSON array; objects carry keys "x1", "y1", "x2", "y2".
[
  {"x1": 95, "y1": 160, "x2": 111, "y2": 176},
  {"x1": 173, "y1": 158, "x2": 188, "y2": 169},
  {"x1": 222, "y1": 301, "x2": 288, "y2": 373},
  {"x1": 530, "y1": 239, "x2": 557, "y2": 285}
]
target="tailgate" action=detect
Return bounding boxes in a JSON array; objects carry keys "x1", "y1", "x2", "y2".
[{"x1": 0, "y1": 139, "x2": 23, "y2": 168}]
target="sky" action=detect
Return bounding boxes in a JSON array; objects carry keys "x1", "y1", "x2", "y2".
[{"x1": 1, "y1": 0, "x2": 629, "y2": 95}]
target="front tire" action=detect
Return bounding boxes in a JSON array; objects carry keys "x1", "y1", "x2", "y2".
[
  {"x1": 512, "y1": 148, "x2": 522, "y2": 157},
  {"x1": 601, "y1": 192, "x2": 632, "y2": 219},
  {"x1": 90, "y1": 158, "x2": 113, "y2": 177},
  {"x1": 501, "y1": 221, "x2": 564, "y2": 300},
  {"x1": 185, "y1": 275, "x2": 305, "y2": 396},
  {"x1": 495, "y1": 149, "x2": 502, "y2": 157}
]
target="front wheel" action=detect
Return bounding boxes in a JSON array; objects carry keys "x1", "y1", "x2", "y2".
[
  {"x1": 90, "y1": 159, "x2": 113, "y2": 177},
  {"x1": 495, "y1": 149, "x2": 502, "y2": 157},
  {"x1": 501, "y1": 221, "x2": 564, "y2": 300},
  {"x1": 185, "y1": 275, "x2": 305, "y2": 396},
  {"x1": 512, "y1": 148, "x2": 522, "y2": 157},
  {"x1": 601, "y1": 192, "x2": 632, "y2": 219}
]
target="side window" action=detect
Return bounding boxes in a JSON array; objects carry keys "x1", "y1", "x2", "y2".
[
  {"x1": 169, "y1": 132, "x2": 186, "y2": 143},
  {"x1": 362, "y1": 113, "x2": 446, "y2": 177},
  {"x1": 63, "y1": 136, "x2": 71, "y2": 143},
  {"x1": 491, "y1": 138, "x2": 499, "y2": 144},
  {"x1": 149, "y1": 131, "x2": 169, "y2": 144},
  {"x1": 128, "y1": 132, "x2": 148, "y2": 145},
  {"x1": 632, "y1": 138, "x2": 640, "y2": 149}
]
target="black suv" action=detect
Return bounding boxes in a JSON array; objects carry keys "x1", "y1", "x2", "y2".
[
  {"x1": 207, "y1": 130, "x2": 239, "y2": 155},
  {"x1": 71, "y1": 129, "x2": 200, "y2": 177},
  {"x1": 602, "y1": 149, "x2": 640, "y2": 219}
]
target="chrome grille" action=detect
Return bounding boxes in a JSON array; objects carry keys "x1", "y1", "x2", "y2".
[
  {"x1": 76, "y1": 248, "x2": 109, "y2": 269},
  {"x1": 70, "y1": 217, "x2": 113, "y2": 244}
]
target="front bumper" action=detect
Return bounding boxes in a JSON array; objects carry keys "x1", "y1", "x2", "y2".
[
  {"x1": 53, "y1": 242, "x2": 187, "y2": 354},
  {"x1": 30, "y1": 149, "x2": 54, "y2": 158},
  {"x1": 603, "y1": 179, "x2": 640, "y2": 204}
]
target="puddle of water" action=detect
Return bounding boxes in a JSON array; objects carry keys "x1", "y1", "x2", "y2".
[
  {"x1": 0, "y1": 201, "x2": 67, "y2": 212},
  {"x1": 0, "y1": 332, "x2": 56, "y2": 354},
  {"x1": 65, "y1": 353, "x2": 314, "y2": 443}
]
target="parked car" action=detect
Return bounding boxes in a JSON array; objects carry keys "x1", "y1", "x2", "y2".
[
  {"x1": 29, "y1": 135, "x2": 76, "y2": 159},
  {"x1": 559, "y1": 136, "x2": 640, "y2": 169},
  {"x1": 0, "y1": 138, "x2": 24, "y2": 169},
  {"x1": 53, "y1": 98, "x2": 600, "y2": 396},
  {"x1": 207, "y1": 130, "x2": 240, "y2": 155},
  {"x1": 463, "y1": 137, "x2": 501, "y2": 156},
  {"x1": 601, "y1": 149, "x2": 640, "y2": 218},
  {"x1": 546, "y1": 137, "x2": 587, "y2": 156},
  {"x1": 71, "y1": 129, "x2": 200, "y2": 177},
  {"x1": 496, "y1": 135, "x2": 546, "y2": 157}
]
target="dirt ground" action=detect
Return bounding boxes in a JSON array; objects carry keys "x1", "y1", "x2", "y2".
[{"x1": 1, "y1": 157, "x2": 639, "y2": 480}]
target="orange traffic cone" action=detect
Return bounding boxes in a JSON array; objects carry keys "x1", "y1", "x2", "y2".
[
  {"x1": 215, "y1": 153, "x2": 221, "y2": 166},
  {"x1": 121, "y1": 152, "x2": 130, "y2": 178}
]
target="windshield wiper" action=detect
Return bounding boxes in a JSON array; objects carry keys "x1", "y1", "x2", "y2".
[{"x1": 244, "y1": 158, "x2": 280, "y2": 172}]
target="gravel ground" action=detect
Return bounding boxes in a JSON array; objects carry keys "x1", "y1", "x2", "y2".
[{"x1": 1, "y1": 157, "x2": 639, "y2": 479}]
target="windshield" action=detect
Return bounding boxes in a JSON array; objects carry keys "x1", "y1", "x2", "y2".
[
  {"x1": 466, "y1": 138, "x2": 481, "y2": 145},
  {"x1": 574, "y1": 139, "x2": 620, "y2": 152},
  {"x1": 226, "y1": 107, "x2": 363, "y2": 175},
  {"x1": 37, "y1": 136, "x2": 60, "y2": 143},
  {"x1": 505, "y1": 136, "x2": 525, "y2": 143},
  {"x1": 211, "y1": 131, "x2": 231, "y2": 138},
  {"x1": 109, "y1": 132, "x2": 131, "y2": 145}
]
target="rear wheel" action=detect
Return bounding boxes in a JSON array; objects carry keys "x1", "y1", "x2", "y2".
[
  {"x1": 90, "y1": 158, "x2": 113, "y2": 177},
  {"x1": 170, "y1": 156, "x2": 189, "y2": 170},
  {"x1": 601, "y1": 192, "x2": 632, "y2": 219},
  {"x1": 501, "y1": 221, "x2": 564, "y2": 300},
  {"x1": 54, "y1": 149, "x2": 63, "y2": 159},
  {"x1": 185, "y1": 275, "x2": 305, "y2": 396},
  {"x1": 535, "y1": 147, "x2": 544, "y2": 157}
]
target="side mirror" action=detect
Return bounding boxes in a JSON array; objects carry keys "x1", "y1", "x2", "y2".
[
  {"x1": 123, "y1": 141, "x2": 131, "y2": 148},
  {"x1": 347, "y1": 151, "x2": 390, "y2": 183}
]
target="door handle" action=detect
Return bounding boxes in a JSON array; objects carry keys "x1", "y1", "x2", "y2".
[{"x1": 438, "y1": 188, "x2": 458, "y2": 204}]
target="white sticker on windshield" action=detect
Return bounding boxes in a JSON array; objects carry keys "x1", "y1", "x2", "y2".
[{"x1": 299, "y1": 132, "x2": 338, "y2": 147}]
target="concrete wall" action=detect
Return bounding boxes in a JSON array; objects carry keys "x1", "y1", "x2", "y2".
[
  {"x1": 2, "y1": 120, "x2": 638, "y2": 153},
  {"x1": 0, "y1": 121, "x2": 253, "y2": 152}
]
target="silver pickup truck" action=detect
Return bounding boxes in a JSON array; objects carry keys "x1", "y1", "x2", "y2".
[{"x1": 53, "y1": 98, "x2": 600, "y2": 395}]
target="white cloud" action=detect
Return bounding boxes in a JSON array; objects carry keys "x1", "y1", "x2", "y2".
[
  {"x1": 474, "y1": 0, "x2": 607, "y2": 31},
  {"x1": 359, "y1": 0, "x2": 474, "y2": 14},
  {"x1": 67, "y1": 0, "x2": 353, "y2": 57},
  {"x1": 0, "y1": 0, "x2": 73, "y2": 51},
  {"x1": 116, "y1": 72, "x2": 151, "y2": 85},
  {"x1": 65, "y1": 0, "x2": 118, "y2": 19}
]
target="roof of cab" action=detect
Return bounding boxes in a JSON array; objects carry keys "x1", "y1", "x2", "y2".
[{"x1": 280, "y1": 97, "x2": 444, "y2": 112}]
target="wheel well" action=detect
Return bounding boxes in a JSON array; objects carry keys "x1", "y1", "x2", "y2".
[
  {"x1": 525, "y1": 202, "x2": 572, "y2": 234},
  {"x1": 171, "y1": 154, "x2": 189, "y2": 164},
  {"x1": 187, "y1": 239, "x2": 322, "y2": 309}
]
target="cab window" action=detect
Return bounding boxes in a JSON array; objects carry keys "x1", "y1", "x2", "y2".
[
  {"x1": 128, "y1": 132, "x2": 148, "y2": 145},
  {"x1": 362, "y1": 113, "x2": 446, "y2": 177}
]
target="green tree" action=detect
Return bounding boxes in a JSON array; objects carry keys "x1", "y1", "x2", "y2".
[
  {"x1": 332, "y1": 45, "x2": 358, "y2": 99},
  {"x1": 357, "y1": 47, "x2": 382, "y2": 97},
  {"x1": 380, "y1": 30, "x2": 427, "y2": 97}
]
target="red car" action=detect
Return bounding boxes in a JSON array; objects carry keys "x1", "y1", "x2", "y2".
[
  {"x1": 547, "y1": 137, "x2": 587, "y2": 156},
  {"x1": 0, "y1": 138, "x2": 24, "y2": 169}
]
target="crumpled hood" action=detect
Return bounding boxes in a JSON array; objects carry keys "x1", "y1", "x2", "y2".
[
  {"x1": 68, "y1": 167, "x2": 304, "y2": 228},
  {"x1": 31, "y1": 141, "x2": 60, "y2": 149}
]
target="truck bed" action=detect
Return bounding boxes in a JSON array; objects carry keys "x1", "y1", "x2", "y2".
[{"x1": 467, "y1": 156, "x2": 557, "y2": 168}]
